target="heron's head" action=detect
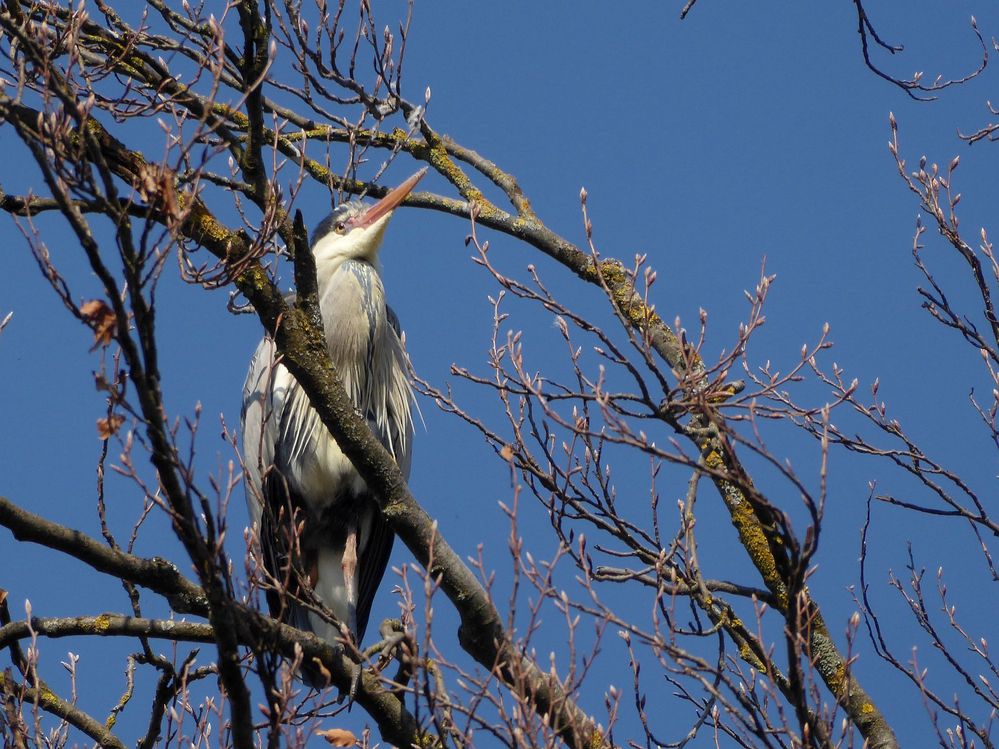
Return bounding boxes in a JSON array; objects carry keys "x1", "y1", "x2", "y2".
[{"x1": 311, "y1": 168, "x2": 427, "y2": 266}]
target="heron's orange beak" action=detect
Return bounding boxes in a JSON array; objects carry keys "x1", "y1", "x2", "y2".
[{"x1": 349, "y1": 168, "x2": 427, "y2": 230}]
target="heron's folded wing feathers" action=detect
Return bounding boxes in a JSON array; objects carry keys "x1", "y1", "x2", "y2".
[{"x1": 355, "y1": 499, "x2": 394, "y2": 640}]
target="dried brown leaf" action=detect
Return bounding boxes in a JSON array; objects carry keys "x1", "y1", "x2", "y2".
[
  {"x1": 80, "y1": 299, "x2": 116, "y2": 349},
  {"x1": 315, "y1": 728, "x2": 357, "y2": 747},
  {"x1": 97, "y1": 414, "x2": 125, "y2": 440}
]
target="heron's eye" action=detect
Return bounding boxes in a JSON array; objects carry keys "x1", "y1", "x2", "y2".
[{"x1": 334, "y1": 222, "x2": 346, "y2": 234}]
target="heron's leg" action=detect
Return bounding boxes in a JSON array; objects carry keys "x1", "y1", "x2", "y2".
[
  {"x1": 341, "y1": 520, "x2": 363, "y2": 701},
  {"x1": 342, "y1": 519, "x2": 359, "y2": 638}
]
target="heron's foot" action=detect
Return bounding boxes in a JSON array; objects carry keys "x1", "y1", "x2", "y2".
[
  {"x1": 332, "y1": 626, "x2": 365, "y2": 707},
  {"x1": 348, "y1": 660, "x2": 363, "y2": 703},
  {"x1": 330, "y1": 657, "x2": 364, "y2": 708}
]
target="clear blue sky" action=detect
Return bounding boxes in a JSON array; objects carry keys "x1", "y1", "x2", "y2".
[{"x1": 2, "y1": 3, "x2": 995, "y2": 746}]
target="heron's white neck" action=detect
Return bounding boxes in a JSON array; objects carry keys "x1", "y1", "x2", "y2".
[{"x1": 311, "y1": 217, "x2": 390, "y2": 291}]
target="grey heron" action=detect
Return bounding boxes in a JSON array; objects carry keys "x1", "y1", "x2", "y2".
[{"x1": 241, "y1": 169, "x2": 424, "y2": 685}]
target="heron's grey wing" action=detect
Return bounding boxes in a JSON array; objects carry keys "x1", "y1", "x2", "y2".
[
  {"x1": 259, "y1": 465, "x2": 334, "y2": 689},
  {"x1": 242, "y1": 337, "x2": 317, "y2": 633},
  {"x1": 351, "y1": 304, "x2": 412, "y2": 639},
  {"x1": 242, "y1": 337, "x2": 280, "y2": 531},
  {"x1": 354, "y1": 491, "x2": 394, "y2": 641},
  {"x1": 259, "y1": 470, "x2": 318, "y2": 634}
]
